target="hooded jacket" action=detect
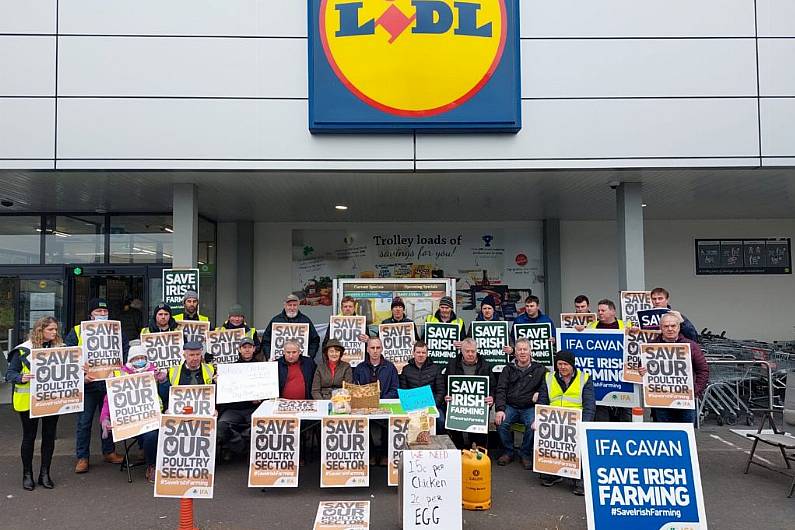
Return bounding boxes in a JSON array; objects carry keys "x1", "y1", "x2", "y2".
[
  {"x1": 263, "y1": 310, "x2": 320, "y2": 361},
  {"x1": 352, "y1": 355, "x2": 399, "y2": 399},
  {"x1": 142, "y1": 305, "x2": 178, "y2": 334}
]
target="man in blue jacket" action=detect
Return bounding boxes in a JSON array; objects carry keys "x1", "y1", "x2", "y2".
[
  {"x1": 513, "y1": 295, "x2": 556, "y2": 327},
  {"x1": 353, "y1": 337, "x2": 398, "y2": 466},
  {"x1": 650, "y1": 287, "x2": 698, "y2": 342}
]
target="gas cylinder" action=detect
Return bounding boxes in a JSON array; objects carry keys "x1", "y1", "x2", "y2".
[{"x1": 461, "y1": 444, "x2": 491, "y2": 510}]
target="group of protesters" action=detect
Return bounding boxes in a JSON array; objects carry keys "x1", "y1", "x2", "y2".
[{"x1": 5, "y1": 287, "x2": 708, "y2": 497}]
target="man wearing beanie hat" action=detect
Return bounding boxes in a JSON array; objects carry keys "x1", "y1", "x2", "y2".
[
  {"x1": 423, "y1": 295, "x2": 466, "y2": 343},
  {"x1": 466, "y1": 294, "x2": 513, "y2": 357},
  {"x1": 381, "y1": 296, "x2": 419, "y2": 340},
  {"x1": 140, "y1": 302, "x2": 178, "y2": 335},
  {"x1": 216, "y1": 304, "x2": 261, "y2": 354},
  {"x1": 536, "y1": 349, "x2": 595, "y2": 495},
  {"x1": 173, "y1": 290, "x2": 210, "y2": 326}
]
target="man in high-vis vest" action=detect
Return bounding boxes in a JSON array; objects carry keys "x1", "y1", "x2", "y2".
[
  {"x1": 173, "y1": 290, "x2": 210, "y2": 326},
  {"x1": 64, "y1": 298, "x2": 126, "y2": 473},
  {"x1": 216, "y1": 304, "x2": 261, "y2": 353},
  {"x1": 159, "y1": 340, "x2": 215, "y2": 409},
  {"x1": 321, "y1": 295, "x2": 370, "y2": 349},
  {"x1": 537, "y1": 349, "x2": 595, "y2": 495},
  {"x1": 423, "y1": 295, "x2": 465, "y2": 345}
]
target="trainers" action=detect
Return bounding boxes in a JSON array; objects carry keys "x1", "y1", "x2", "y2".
[
  {"x1": 496, "y1": 454, "x2": 513, "y2": 466},
  {"x1": 520, "y1": 457, "x2": 533, "y2": 470},
  {"x1": 541, "y1": 476, "x2": 562, "y2": 487},
  {"x1": 74, "y1": 458, "x2": 89, "y2": 474},
  {"x1": 145, "y1": 464, "x2": 156, "y2": 484},
  {"x1": 103, "y1": 452, "x2": 124, "y2": 464}
]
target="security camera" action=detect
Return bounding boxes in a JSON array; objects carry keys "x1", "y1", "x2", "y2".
[
  {"x1": 608, "y1": 181, "x2": 620, "y2": 190},
  {"x1": 1, "y1": 199, "x2": 13, "y2": 207}
]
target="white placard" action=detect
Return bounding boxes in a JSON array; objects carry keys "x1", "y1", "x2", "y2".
[
  {"x1": 402, "y1": 449, "x2": 462, "y2": 530},
  {"x1": 215, "y1": 362, "x2": 278, "y2": 404}
]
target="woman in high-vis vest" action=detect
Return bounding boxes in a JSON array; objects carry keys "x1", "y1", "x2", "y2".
[{"x1": 5, "y1": 316, "x2": 63, "y2": 491}]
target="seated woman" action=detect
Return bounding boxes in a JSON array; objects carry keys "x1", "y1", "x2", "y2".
[
  {"x1": 311, "y1": 339, "x2": 353, "y2": 399},
  {"x1": 99, "y1": 345, "x2": 166, "y2": 483}
]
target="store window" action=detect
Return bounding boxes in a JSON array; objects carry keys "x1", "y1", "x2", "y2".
[
  {"x1": 44, "y1": 215, "x2": 105, "y2": 264},
  {"x1": 0, "y1": 216, "x2": 41, "y2": 264},
  {"x1": 109, "y1": 215, "x2": 173, "y2": 264},
  {"x1": 198, "y1": 217, "x2": 217, "y2": 324}
]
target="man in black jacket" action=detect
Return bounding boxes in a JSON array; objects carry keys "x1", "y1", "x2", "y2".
[
  {"x1": 262, "y1": 294, "x2": 320, "y2": 362},
  {"x1": 495, "y1": 338, "x2": 548, "y2": 469},
  {"x1": 444, "y1": 338, "x2": 495, "y2": 449},
  {"x1": 399, "y1": 340, "x2": 445, "y2": 432}
]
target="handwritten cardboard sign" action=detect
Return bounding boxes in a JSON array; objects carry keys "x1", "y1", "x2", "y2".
[
  {"x1": 215, "y1": 362, "x2": 278, "y2": 404},
  {"x1": 402, "y1": 449, "x2": 462, "y2": 530}
]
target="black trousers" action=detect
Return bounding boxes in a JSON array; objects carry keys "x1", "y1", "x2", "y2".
[
  {"x1": 19, "y1": 411, "x2": 59, "y2": 472},
  {"x1": 218, "y1": 408, "x2": 255, "y2": 454},
  {"x1": 594, "y1": 405, "x2": 631, "y2": 422}
]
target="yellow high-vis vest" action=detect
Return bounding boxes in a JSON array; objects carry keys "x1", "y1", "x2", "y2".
[{"x1": 545, "y1": 369, "x2": 589, "y2": 409}]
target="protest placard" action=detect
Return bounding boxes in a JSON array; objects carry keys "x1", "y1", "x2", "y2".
[
  {"x1": 216, "y1": 362, "x2": 278, "y2": 404},
  {"x1": 623, "y1": 329, "x2": 659, "y2": 384},
  {"x1": 321, "y1": 416, "x2": 369, "y2": 487},
  {"x1": 533, "y1": 405, "x2": 582, "y2": 479},
  {"x1": 388, "y1": 416, "x2": 409, "y2": 487},
  {"x1": 81, "y1": 320, "x2": 123, "y2": 380},
  {"x1": 580, "y1": 422, "x2": 707, "y2": 530},
  {"x1": 329, "y1": 315, "x2": 367, "y2": 366},
  {"x1": 470, "y1": 320, "x2": 510, "y2": 371},
  {"x1": 379, "y1": 322, "x2": 415, "y2": 373},
  {"x1": 637, "y1": 308, "x2": 670, "y2": 331},
  {"x1": 168, "y1": 385, "x2": 215, "y2": 416},
  {"x1": 398, "y1": 385, "x2": 435, "y2": 413},
  {"x1": 402, "y1": 449, "x2": 462, "y2": 530},
  {"x1": 557, "y1": 328, "x2": 639, "y2": 407},
  {"x1": 175, "y1": 320, "x2": 210, "y2": 348},
  {"x1": 206, "y1": 328, "x2": 246, "y2": 365},
  {"x1": 248, "y1": 416, "x2": 300, "y2": 488},
  {"x1": 641, "y1": 343, "x2": 695, "y2": 410},
  {"x1": 560, "y1": 312, "x2": 597, "y2": 328},
  {"x1": 162, "y1": 268, "x2": 199, "y2": 314},
  {"x1": 274, "y1": 399, "x2": 321, "y2": 415},
  {"x1": 270, "y1": 322, "x2": 310, "y2": 360},
  {"x1": 106, "y1": 371, "x2": 161, "y2": 442},
  {"x1": 513, "y1": 322, "x2": 555, "y2": 367},
  {"x1": 141, "y1": 331, "x2": 183, "y2": 370},
  {"x1": 29, "y1": 346, "x2": 84, "y2": 418},
  {"x1": 445, "y1": 375, "x2": 489, "y2": 433},
  {"x1": 314, "y1": 500, "x2": 370, "y2": 530},
  {"x1": 155, "y1": 415, "x2": 216, "y2": 499},
  {"x1": 424, "y1": 322, "x2": 460, "y2": 364},
  {"x1": 620, "y1": 291, "x2": 653, "y2": 328}
]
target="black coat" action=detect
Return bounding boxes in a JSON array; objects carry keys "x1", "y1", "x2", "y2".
[
  {"x1": 263, "y1": 310, "x2": 320, "y2": 360},
  {"x1": 495, "y1": 361, "x2": 548, "y2": 411},
  {"x1": 399, "y1": 358, "x2": 445, "y2": 407},
  {"x1": 443, "y1": 354, "x2": 496, "y2": 398}
]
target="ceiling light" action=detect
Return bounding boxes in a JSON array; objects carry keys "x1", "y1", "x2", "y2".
[
  {"x1": 335, "y1": 205, "x2": 348, "y2": 211},
  {"x1": 163, "y1": 225, "x2": 174, "y2": 233},
  {"x1": 642, "y1": 203, "x2": 647, "y2": 208}
]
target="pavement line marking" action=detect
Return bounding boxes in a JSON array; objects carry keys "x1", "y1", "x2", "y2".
[{"x1": 709, "y1": 434, "x2": 775, "y2": 466}]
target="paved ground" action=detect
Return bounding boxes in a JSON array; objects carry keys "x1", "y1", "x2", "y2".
[{"x1": 0, "y1": 404, "x2": 792, "y2": 529}]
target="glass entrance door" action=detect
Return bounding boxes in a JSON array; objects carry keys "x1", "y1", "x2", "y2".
[{"x1": 70, "y1": 266, "x2": 146, "y2": 341}]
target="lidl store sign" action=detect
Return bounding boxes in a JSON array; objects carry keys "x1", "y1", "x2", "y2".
[{"x1": 309, "y1": 0, "x2": 521, "y2": 132}]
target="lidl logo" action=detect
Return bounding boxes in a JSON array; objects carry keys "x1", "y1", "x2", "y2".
[{"x1": 309, "y1": 0, "x2": 521, "y2": 132}]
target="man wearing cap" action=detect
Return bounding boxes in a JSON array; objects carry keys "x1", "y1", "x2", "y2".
[
  {"x1": 216, "y1": 304, "x2": 261, "y2": 353},
  {"x1": 160, "y1": 341, "x2": 216, "y2": 406},
  {"x1": 65, "y1": 298, "x2": 127, "y2": 473},
  {"x1": 381, "y1": 297, "x2": 419, "y2": 340},
  {"x1": 217, "y1": 337, "x2": 263, "y2": 462},
  {"x1": 140, "y1": 302, "x2": 179, "y2": 335},
  {"x1": 423, "y1": 295, "x2": 466, "y2": 345},
  {"x1": 536, "y1": 350, "x2": 595, "y2": 495},
  {"x1": 262, "y1": 294, "x2": 320, "y2": 362},
  {"x1": 322, "y1": 295, "x2": 370, "y2": 350},
  {"x1": 173, "y1": 290, "x2": 210, "y2": 326}
]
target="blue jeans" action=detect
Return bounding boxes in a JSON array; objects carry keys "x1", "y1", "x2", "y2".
[
  {"x1": 435, "y1": 408, "x2": 446, "y2": 436},
  {"x1": 497, "y1": 405, "x2": 535, "y2": 459},
  {"x1": 654, "y1": 408, "x2": 696, "y2": 425},
  {"x1": 137, "y1": 430, "x2": 159, "y2": 465},
  {"x1": 76, "y1": 386, "x2": 116, "y2": 459}
]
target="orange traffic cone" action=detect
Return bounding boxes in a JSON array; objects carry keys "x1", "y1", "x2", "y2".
[{"x1": 177, "y1": 498, "x2": 199, "y2": 530}]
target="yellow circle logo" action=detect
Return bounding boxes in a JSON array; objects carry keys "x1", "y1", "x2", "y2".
[{"x1": 321, "y1": 0, "x2": 507, "y2": 117}]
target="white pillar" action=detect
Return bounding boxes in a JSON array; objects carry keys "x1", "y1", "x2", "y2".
[
  {"x1": 616, "y1": 182, "x2": 645, "y2": 291},
  {"x1": 172, "y1": 183, "x2": 198, "y2": 267}
]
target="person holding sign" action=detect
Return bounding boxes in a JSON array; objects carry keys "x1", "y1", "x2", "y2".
[
  {"x1": 423, "y1": 295, "x2": 465, "y2": 342},
  {"x1": 6, "y1": 317, "x2": 64, "y2": 490},
  {"x1": 495, "y1": 338, "x2": 548, "y2": 469},
  {"x1": 587, "y1": 299, "x2": 625, "y2": 331},
  {"x1": 381, "y1": 297, "x2": 420, "y2": 340},
  {"x1": 99, "y1": 345, "x2": 165, "y2": 482},
  {"x1": 172, "y1": 290, "x2": 210, "y2": 326},
  {"x1": 650, "y1": 287, "x2": 699, "y2": 342},
  {"x1": 216, "y1": 304, "x2": 261, "y2": 354},
  {"x1": 312, "y1": 339, "x2": 353, "y2": 399},
  {"x1": 399, "y1": 340, "x2": 446, "y2": 433},
  {"x1": 574, "y1": 295, "x2": 591, "y2": 313},
  {"x1": 160, "y1": 341, "x2": 216, "y2": 410},
  {"x1": 444, "y1": 338, "x2": 495, "y2": 449},
  {"x1": 322, "y1": 296, "x2": 370, "y2": 349},
  {"x1": 537, "y1": 350, "x2": 595, "y2": 495},
  {"x1": 263, "y1": 294, "x2": 320, "y2": 361},
  {"x1": 140, "y1": 302, "x2": 179, "y2": 335},
  {"x1": 65, "y1": 298, "x2": 127, "y2": 473},
  {"x1": 466, "y1": 295, "x2": 510, "y2": 350},
  {"x1": 278, "y1": 339, "x2": 317, "y2": 400},
  {"x1": 638, "y1": 312, "x2": 709, "y2": 424},
  {"x1": 217, "y1": 337, "x2": 264, "y2": 462}
]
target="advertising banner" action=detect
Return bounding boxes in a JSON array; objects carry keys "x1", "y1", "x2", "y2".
[
  {"x1": 560, "y1": 313, "x2": 597, "y2": 328},
  {"x1": 637, "y1": 308, "x2": 670, "y2": 331},
  {"x1": 620, "y1": 291, "x2": 653, "y2": 328},
  {"x1": 215, "y1": 362, "x2": 279, "y2": 404},
  {"x1": 424, "y1": 322, "x2": 460, "y2": 364},
  {"x1": 623, "y1": 329, "x2": 659, "y2": 384},
  {"x1": 162, "y1": 268, "x2": 199, "y2": 314},
  {"x1": 154, "y1": 415, "x2": 216, "y2": 498},
  {"x1": 313, "y1": 501, "x2": 370, "y2": 530},
  {"x1": 388, "y1": 415, "x2": 409, "y2": 487},
  {"x1": 445, "y1": 375, "x2": 489, "y2": 434},
  {"x1": 556, "y1": 328, "x2": 639, "y2": 407},
  {"x1": 175, "y1": 320, "x2": 210, "y2": 348},
  {"x1": 106, "y1": 371, "x2": 161, "y2": 442},
  {"x1": 641, "y1": 343, "x2": 695, "y2": 410},
  {"x1": 513, "y1": 322, "x2": 555, "y2": 367},
  {"x1": 29, "y1": 346, "x2": 84, "y2": 418},
  {"x1": 402, "y1": 449, "x2": 462, "y2": 530},
  {"x1": 321, "y1": 416, "x2": 369, "y2": 487},
  {"x1": 470, "y1": 320, "x2": 509, "y2": 371},
  {"x1": 248, "y1": 416, "x2": 300, "y2": 488},
  {"x1": 270, "y1": 322, "x2": 310, "y2": 360},
  {"x1": 81, "y1": 320, "x2": 123, "y2": 380},
  {"x1": 206, "y1": 328, "x2": 246, "y2": 365},
  {"x1": 168, "y1": 385, "x2": 215, "y2": 416},
  {"x1": 328, "y1": 315, "x2": 367, "y2": 366},
  {"x1": 533, "y1": 405, "x2": 582, "y2": 479},
  {"x1": 379, "y1": 322, "x2": 415, "y2": 373},
  {"x1": 274, "y1": 399, "x2": 321, "y2": 415},
  {"x1": 141, "y1": 331, "x2": 183, "y2": 370},
  {"x1": 581, "y1": 423, "x2": 707, "y2": 530}
]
